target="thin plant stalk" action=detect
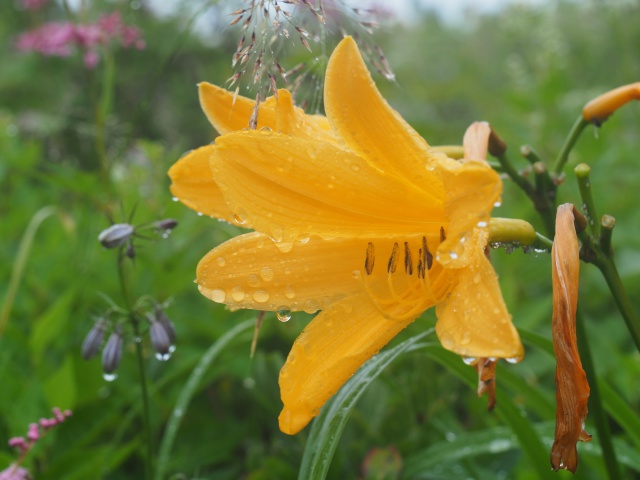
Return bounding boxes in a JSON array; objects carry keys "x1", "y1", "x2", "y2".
[
  {"x1": 575, "y1": 309, "x2": 621, "y2": 479},
  {"x1": 552, "y1": 116, "x2": 589, "y2": 176},
  {"x1": 0, "y1": 206, "x2": 60, "y2": 336}
]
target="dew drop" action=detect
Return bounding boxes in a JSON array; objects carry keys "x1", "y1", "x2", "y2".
[
  {"x1": 505, "y1": 355, "x2": 522, "y2": 364},
  {"x1": 260, "y1": 267, "x2": 274, "y2": 281},
  {"x1": 259, "y1": 126, "x2": 272, "y2": 132},
  {"x1": 352, "y1": 270, "x2": 362, "y2": 279},
  {"x1": 462, "y1": 356, "x2": 477, "y2": 365},
  {"x1": 476, "y1": 221, "x2": 488, "y2": 228},
  {"x1": 231, "y1": 285, "x2": 245, "y2": 302},
  {"x1": 473, "y1": 273, "x2": 481, "y2": 284},
  {"x1": 460, "y1": 331, "x2": 471, "y2": 345},
  {"x1": 233, "y1": 209, "x2": 248, "y2": 225},
  {"x1": 285, "y1": 285, "x2": 295, "y2": 299},
  {"x1": 276, "y1": 307, "x2": 292, "y2": 322},
  {"x1": 216, "y1": 257, "x2": 226, "y2": 267},
  {"x1": 210, "y1": 289, "x2": 226, "y2": 303},
  {"x1": 303, "y1": 299, "x2": 319, "y2": 314},
  {"x1": 155, "y1": 352, "x2": 172, "y2": 361},
  {"x1": 275, "y1": 241, "x2": 293, "y2": 253},
  {"x1": 171, "y1": 196, "x2": 179, "y2": 202},
  {"x1": 196, "y1": 212, "x2": 204, "y2": 217},
  {"x1": 350, "y1": 163, "x2": 361, "y2": 171},
  {"x1": 440, "y1": 333, "x2": 454, "y2": 350},
  {"x1": 247, "y1": 274, "x2": 260, "y2": 287},
  {"x1": 253, "y1": 290, "x2": 270, "y2": 303},
  {"x1": 103, "y1": 373, "x2": 117, "y2": 382},
  {"x1": 169, "y1": 345, "x2": 177, "y2": 354},
  {"x1": 493, "y1": 200, "x2": 502, "y2": 208},
  {"x1": 449, "y1": 251, "x2": 459, "y2": 260}
]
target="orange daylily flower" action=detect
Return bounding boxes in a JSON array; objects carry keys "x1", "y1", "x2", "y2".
[{"x1": 169, "y1": 36, "x2": 524, "y2": 435}]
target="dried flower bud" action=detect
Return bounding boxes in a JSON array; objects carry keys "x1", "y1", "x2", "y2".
[
  {"x1": 81, "y1": 317, "x2": 106, "y2": 360},
  {"x1": 475, "y1": 357, "x2": 497, "y2": 411},
  {"x1": 102, "y1": 330, "x2": 123, "y2": 374},
  {"x1": 550, "y1": 203, "x2": 591, "y2": 473},
  {"x1": 149, "y1": 318, "x2": 170, "y2": 356},
  {"x1": 582, "y1": 82, "x2": 640, "y2": 125},
  {"x1": 98, "y1": 223, "x2": 134, "y2": 249}
]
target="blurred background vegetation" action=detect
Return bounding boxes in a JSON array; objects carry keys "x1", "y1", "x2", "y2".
[{"x1": 1, "y1": 0, "x2": 639, "y2": 478}]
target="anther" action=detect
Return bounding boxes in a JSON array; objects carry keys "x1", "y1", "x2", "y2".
[
  {"x1": 387, "y1": 242, "x2": 399, "y2": 273},
  {"x1": 365, "y1": 242, "x2": 375, "y2": 275},
  {"x1": 440, "y1": 226, "x2": 447, "y2": 243},
  {"x1": 404, "y1": 242, "x2": 413, "y2": 275},
  {"x1": 423, "y1": 236, "x2": 433, "y2": 271}
]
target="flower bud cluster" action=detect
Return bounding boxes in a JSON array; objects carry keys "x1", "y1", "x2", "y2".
[
  {"x1": 97, "y1": 218, "x2": 178, "y2": 259},
  {"x1": 81, "y1": 303, "x2": 177, "y2": 379}
]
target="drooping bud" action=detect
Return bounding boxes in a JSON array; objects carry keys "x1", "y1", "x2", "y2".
[
  {"x1": 98, "y1": 223, "x2": 135, "y2": 249},
  {"x1": 550, "y1": 203, "x2": 591, "y2": 473},
  {"x1": 154, "y1": 218, "x2": 178, "y2": 231},
  {"x1": 149, "y1": 319, "x2": 171, "y2": 357},
  {"x1": 81, "y1": 317, "x2": 107, "y2": 360},
  {"x1": 154, "y1": 307, "x2": 176, "y2": 346},
  {"x1": 102, "y1": 329, "x2": 123, "y2": 374}
]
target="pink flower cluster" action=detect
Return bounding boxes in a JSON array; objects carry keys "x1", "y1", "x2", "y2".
[
  {"x1": 15, "y1": 12, "x2": 145, "y2": 69},
  {"x1": 7, "y1": 407, "x2": 72, "y2": 455}
]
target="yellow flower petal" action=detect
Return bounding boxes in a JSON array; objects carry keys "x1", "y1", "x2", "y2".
[
  {"x1": 278, "y1": 293, "x2": 424, "y2": 435},
  {"x1": 435, "y1": 229, "x2": 523, "y2": 360},
  {"x1": 167, "y1": 145, "x2": 235, "y2": 222},
  {"x1": 199, "y1": 82, "x2": 336, "y2": 142},
  {"x1": 435, "y1": 156, "x2": 502, "y2": 267},
  {"x1": 324, "y1": 37, "x2": 444, "y2": 197},
  {"x1": 197, "y1": 233, "x2": 449, "y2": 314},
  {"x1": 582, "y1": 82, "x2": 640, "y2": 124},
  {"x1": 212, "y1": 130, "x2": 446, "y2": 241}
]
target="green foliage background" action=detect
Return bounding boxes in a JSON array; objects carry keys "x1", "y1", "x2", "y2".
[{"x1": 1, "y1": 0, "x2": 639, "y2": 478}]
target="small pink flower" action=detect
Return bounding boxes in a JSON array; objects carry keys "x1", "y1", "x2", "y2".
[
  {"x1": 0, "y1": 464, "x2": 31, "y2": 480},
  {"x1": 83, "y1": 50, "x2": 100, "y2": 69},
  {"x1": 26, "y1": 424, "x2": 39, "y2": 442}
]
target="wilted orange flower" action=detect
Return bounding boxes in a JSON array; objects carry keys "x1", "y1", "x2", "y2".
[
  {"x1": 550, "y1": 203, "x2": 591, "y2": 473},
  {"x1": 169, "y1": 37, "x2": 523, "y2": 434}
]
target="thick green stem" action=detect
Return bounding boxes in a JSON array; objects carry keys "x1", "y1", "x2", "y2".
[
  {"x1": 553, "y1": 116, "x2": 588, "y2": 176},
  {"x1": 575, "y1": 309, "x2": 621, "y2": 479},
  {"x1": 593, "y1": 258, "x2": 640, "y2": 353}
]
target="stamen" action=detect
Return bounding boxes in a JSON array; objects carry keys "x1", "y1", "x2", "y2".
[
  {"x1": 365, "y1": 242, "x2": 375, "y2": 275},
  {"x1": 387, "y1": 242, "x2": 399, "y2": 273},
  {"x1": 440, "y1": 226, "x2": 447, "y2": 243},
  {"x1": 423, "y1": 236, "x2": 434, "y2": 271},
  {"x1": 404, "y1": 242, "x2": 413, "y2": 275},
  {"x1": 417, "y1": 248, "x2": 424, "y2": 279}
]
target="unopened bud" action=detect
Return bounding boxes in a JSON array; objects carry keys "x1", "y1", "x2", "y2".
[
  {"x1": 154, "y1": 218, "x2": 178, "y2": 231},
  {"x1": 149, "y1": 319, "x2": 170, "y2": 355},
  {"x1": 98, "y1": 223, "x2": 134, "y2": 249},
  {"x1": 102, "y1": 330, "x2": 123, "y2": 374},
  {"x1": 82, "y1": 318, "x2": 106, "y2": 360},
  {"x1": 154, "y1": 308, "x2": 176, "y2": 345}
]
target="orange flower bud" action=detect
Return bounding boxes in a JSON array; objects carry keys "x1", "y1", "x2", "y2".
[
  {"x1": 582, "y1": 82, "x2": 640, "y2": 125},
  {"x1": 550, "y1": 204, "x2": 591, "y2": 473}
]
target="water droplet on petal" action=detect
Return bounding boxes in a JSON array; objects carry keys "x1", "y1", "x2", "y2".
[
  {"x1": 171, "y1": 196, "x2": 179, "y2": 202},
  {"x1": 260, "y1": 267, "x2": 274, "y2": 281},
  {"x1": 231, "y1": 285, "x2": 245, "y2": 302},
  {"x1": 350, "y1": 163, "x2": 361, "y2": 171},
  {"x1": 233, "y1": 209, "x2": 248, "y2": 225},
  {"x1": 460, "y1": 331, "x2": 471, "y2": 345},
  {"x1": 210, "y1": 289, "x2": 226, "y2": 303},
  {"x1": 253, "y1": 290, "x2": 270, "y2": 303},
  {"x1": 473, "y1": 273, "x2": 481, "y2": 284},
  {"x1": 285, "y1": 285, "x2": 295, "y2": 299},
  {"x1": 247, "y1": 274, "x2": 260, "y2": 287},
  {"x1": 276, "y1": 307, "x2": 292, "y2": 322},
  {"x1": 477, "y1": 221, "x2": 488, "y2": 228},
  {"x1": 505, "y1": 355, "x2": 522, "y2": 364},
  {"x1": 196, "y1": 212, "x2": 204, "y2": 216},
  {"x1": 216, "y1": 257, "x2": 226, "y2": 267},
  {"x1": 275, "y1": 241, "x2": 293, "y2": 253},
  {"x1": 303, "y1": 300, "x2": 319, "y2": 314},
  {"x1": 493, "y1": 200, "x2": 502, "y2": 208},
  {"x1": 103, "y1": 373, "x2": 117, "y2": 382},
  {"x1": 462, "y1": 356, "x2": 477, "y2": 365}
]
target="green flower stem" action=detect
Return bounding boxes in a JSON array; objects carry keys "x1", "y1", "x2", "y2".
[
  {"x1": 494, "y1": 153, "x2": 556, "y2": 236},
  {"x1": 519, "y1": 144, "x2": 543, "y2": 165},
  {"x1": 599, "y1": 215, "x2": 616, "y2": 257},
  {"x1": 575, "y1": 309, "x2": 621, "y2": 479},
  {"x1": 593, "y1": 256, "x2": 640, "y2": 353},
  {"x1": 117, "y1": 257, "x2": 154, "y2": 480},
  {"x1": 552, "y1": 116, "x2": 588, "y2": 176},
  {"x1": 574, "y1": 164, "x2": 601, "y2": 238}
]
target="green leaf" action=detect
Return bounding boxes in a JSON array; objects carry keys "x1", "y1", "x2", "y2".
[
  {"x1": 298, "y1": 330, "x2": 434, "y2": 480},
  {"x1": 29, "y1": 287, "x2": 77, "y2": 364},
  {"x1": 43, "y1": 353, "x2": 77, "y2": 409}
]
